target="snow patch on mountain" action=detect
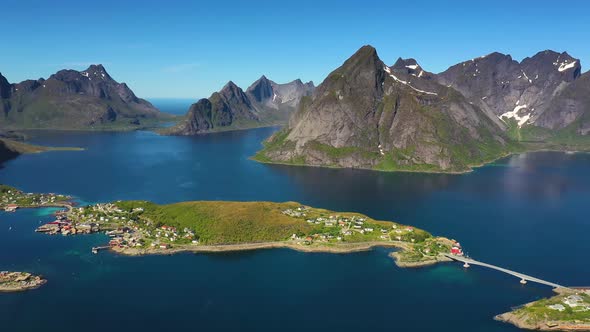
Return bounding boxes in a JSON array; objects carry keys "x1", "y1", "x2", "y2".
[
  {"x1": 499, "y1": 104, "x2": 531, "y2": 127},
  {"x1": 384, "y1": 67, "x2": 438, "y2": 96},
  {"x1": 558, "y1": 61, "x2": 577, "y2": 72}
]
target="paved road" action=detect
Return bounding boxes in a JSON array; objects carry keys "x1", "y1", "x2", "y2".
[{"x1": 444, "y1": 254, "x2": 564, "y2": 288}]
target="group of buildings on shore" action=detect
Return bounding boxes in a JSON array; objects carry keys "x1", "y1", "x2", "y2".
[
  {"x1": 33, "y1": 203, "x2": 200, "y2": 252},
  {"x1": 1, "y1": 187, "x2": 69, "y2": 212},
  {"x1": 547, "y1": 294, "x2": 590, "y2": 312}
]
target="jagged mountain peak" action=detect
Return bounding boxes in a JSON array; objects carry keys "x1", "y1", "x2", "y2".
[
  {"x1": 521, "y1": 50, "x2": 581, "y2": 81},
  {"x1": 246, "y1": 76, "x2": 274, "y2": 103},
  {"x1": 82, "y1": 64, "x2": 112, "y2": 79},
  {"x1": 339, "y1": 45, "x2": 383, "y2": 73},
  {"x1": 390, "y1": 57, "x2": 432, "y2": 78},
  {"x1": 392, "y1": 57, "x2": 419, "y2": 69},
  {"x1": 220, "y1": 81, "x2": 243, "y2": 95}
]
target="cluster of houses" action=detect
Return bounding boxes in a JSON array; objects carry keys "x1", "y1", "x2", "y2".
[
  {"x1": 148, "y1": 225, "x2": 199, "y2": 248},
  {"x1": 36, "y1": 212, "x2": 99, "y2": 235},
  {"x1": 283, "y1": 208, "x2": 423, "y2": 244},
  {"x1": 282, "y1": 206, "x2": 309, "y2": 218},
  {"x1": 1, "y1": 188, "x2": 68, "y2": 211},
  {"x1": 548, "y1": 294, "x2": 590, "y2": 312},
  {"x1": 450, "y1": 242, "x2": 464, "y2": 256}
]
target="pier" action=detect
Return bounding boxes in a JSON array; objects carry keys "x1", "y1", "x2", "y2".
[
  {"x1": 91, "y1": 246, "x2": 110, "y2": 254},
  {"x1": 444, "y1": 254, "x2": 565, "y2": 288}
]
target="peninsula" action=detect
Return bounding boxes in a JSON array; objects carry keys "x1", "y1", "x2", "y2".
[
  {"x1": 0, "y1": 271, "x2": 46, "y2": 292},
  {"x1": 35, "y1": 199, "x2": 457, "y2": 267},
  {"x1": 0, "y1": 185, "x2": 73, "y2": 211},
  {"x1": 0, "y1": 138, "x2": 83, "y2": 165},
  {"x1": 496, "y1": 288, "x2": 590, "y2": 331}
]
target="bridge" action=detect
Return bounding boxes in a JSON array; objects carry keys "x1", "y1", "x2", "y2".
[{"x1": 444, "y1": 254, "x2": 565, "y2": 289}]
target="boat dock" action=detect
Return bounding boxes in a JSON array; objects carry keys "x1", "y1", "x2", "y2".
[{"x1": 91, "y1": 246, "x2": 110, "y2": 254}]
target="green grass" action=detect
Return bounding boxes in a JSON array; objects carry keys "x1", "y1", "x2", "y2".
[
  {"x1": 512, "y1": 292, "x2": 590, "y2": 324},
  {"x1": 110, "y1": 200, "x2": 436, "y2": 247},
  {"x1": 0, "y1": 138, "x2": 83, "y2": 154},
  {"x1": 0, "y1": 184, "x2": 71, "y2": 207}
]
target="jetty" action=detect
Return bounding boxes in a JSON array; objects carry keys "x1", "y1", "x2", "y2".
[
  {"x1": 444, "y1": 254, "x2": 565, "y2": 288},
  {"x1": 91, "y1": 246, "x2": 110, "y2": 254}
]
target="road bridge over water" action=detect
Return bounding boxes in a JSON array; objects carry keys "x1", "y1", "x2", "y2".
[{"x1": 444, "y1": 254, "x2": 565, "y2": 289}]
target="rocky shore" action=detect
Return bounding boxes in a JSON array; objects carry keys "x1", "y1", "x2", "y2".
[
  {"x1": 495, "y1": 288, "x2": 590, "y2": 331},
  {"x1": 0, "y1": 271, "x2": 46, "y2": 292},
  {"x1": 108, "y1": 239, "x2": 453, "y2": 268}
]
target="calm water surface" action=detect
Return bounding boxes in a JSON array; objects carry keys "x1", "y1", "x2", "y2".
[{"x1": 1, "y1": 127, "x2": 589, "y2": 331}]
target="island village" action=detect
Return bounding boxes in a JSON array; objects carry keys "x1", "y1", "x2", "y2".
[
  {"x1": 33, "y1": 203, "x2": 457, "y2": 263},
  {"x1": 1, "y1": 185, "x2": 72, "y2": 212}
]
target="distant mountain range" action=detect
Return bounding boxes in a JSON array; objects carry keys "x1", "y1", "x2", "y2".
[
  {"x1": 166, "y1": 76, "x2": 314, "y2": 135},
  {"x1": 0, "y1": 65, "x2": 170, "y2": 130},
  {"x1": 255, "y1": 45, "x2": 590, "y2": 172}
]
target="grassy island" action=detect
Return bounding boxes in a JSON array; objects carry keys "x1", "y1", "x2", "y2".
[
  {"x1": 496, "y1": 288, "x2": 590, "y2": 331},
  {"x1": 0, "y1": 271, "x2": 46, "y2": 292},
  {"x1": 0, "y1": 185, "x2": 73, "y2": 211},
  {"x1": 35, "y1": 199, "x2": 456, "y2": 267}
]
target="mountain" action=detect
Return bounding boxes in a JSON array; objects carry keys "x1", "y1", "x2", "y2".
[
  {"x1": 0, "y1": 65, "x2": 169, "y2": 130},
  {"x1": 436, "y1": 51, "x2": 584, "y2": 137},
  {"x1": 539, "y1": 71, "x2": 590, "y2": 137},
  {"x1": 255, "y1": 46, "x2": 513, "y2": 172},
  {"x1": 246, "y1": 76, "x2": 314, "y2": 112},
  {"x1": 168, "y1": 81, "x2": 259, "y2": 134},
  {"x1": 167, "y1": 77, "x2": 314, "y2": 135}
]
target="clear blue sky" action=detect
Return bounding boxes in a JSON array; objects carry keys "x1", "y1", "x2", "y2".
[{"x1": 2, "y1": 0, "x2": 589, "y2": 98}]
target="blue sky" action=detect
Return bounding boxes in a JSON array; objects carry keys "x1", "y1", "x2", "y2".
[{"x1": 2, "y1": 0, "x2": 589, "y2": 98}]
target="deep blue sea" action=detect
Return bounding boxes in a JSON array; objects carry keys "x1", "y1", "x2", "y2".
[{"x1": 1, "y1": 114, "x2": 589, "y2": 331}]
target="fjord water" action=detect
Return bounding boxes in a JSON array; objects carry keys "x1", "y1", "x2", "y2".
[{"x1": 1, "y1": 127, "x2": 589, "y2": 331}]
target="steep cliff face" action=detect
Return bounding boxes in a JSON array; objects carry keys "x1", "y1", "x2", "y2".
[
  {"x1": 539, "y1": 72, "x2": 590, "y2": 135},
  {"x1": 0, "y1": 65, "x2": 166, "y2": 130},
  {"x1": 168, "y1": 81, "x2": 260, "y2": 135},
  {"x1": 436, "y1": 50, "x2": 582, "y2": 131},
  {"x1": 168, "y1": 77, "x2": 314, "y2": 135},
  {"x1": 256, "y1": 46, "x2": 511, "y2": 172}
]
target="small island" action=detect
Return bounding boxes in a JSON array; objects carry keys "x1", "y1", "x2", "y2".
[
  {"x1": 34, "y1": 199, "x2": 458, "y2": 267},
  {"x1": 0, "y1": 271, "x2": 47, "y2": 292},
  {"x1": 496, "y1": 288, "x2": 590, "y2": 331},
  {"x1": 1, "y1": 185, "x2": 73, "y2": 212}
]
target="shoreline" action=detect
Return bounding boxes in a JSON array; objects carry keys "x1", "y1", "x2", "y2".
[
  {"x1": 0, "y1": 280, "x2": 47, "y2": 293},
  {"x1": 0, "y1": 272, "x2": 47, "y2": 293},
  {"x1": 108, "y1": 240, "x2": 452, "y2": 268},
  {"x1": 494, "y1": 288, "x2": 590, "y2": 331},
  {"x1": 251, "y1": 150, "x2": 518, "y2": 175},
  {"x1": 253, "y1": 144, "x2": 590, "y2": 175}
]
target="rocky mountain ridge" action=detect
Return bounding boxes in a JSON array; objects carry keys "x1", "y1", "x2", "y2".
[
  {"x1": 255, "y1": 45, "x2": 590, "y2": 172},
  {"x1": 256, "y1": 46, "x2": 513, "y2": 172},
  {"x1": 0, "y1": 65, "x2": 167, "y2": 130},
  {"x1": 168, "y1": 76, "x2": 314, "y2": 135}
]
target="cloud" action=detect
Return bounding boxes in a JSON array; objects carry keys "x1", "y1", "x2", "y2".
[{"x1": 162, "y1": 63, "x2": 200, "y2": 73}]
